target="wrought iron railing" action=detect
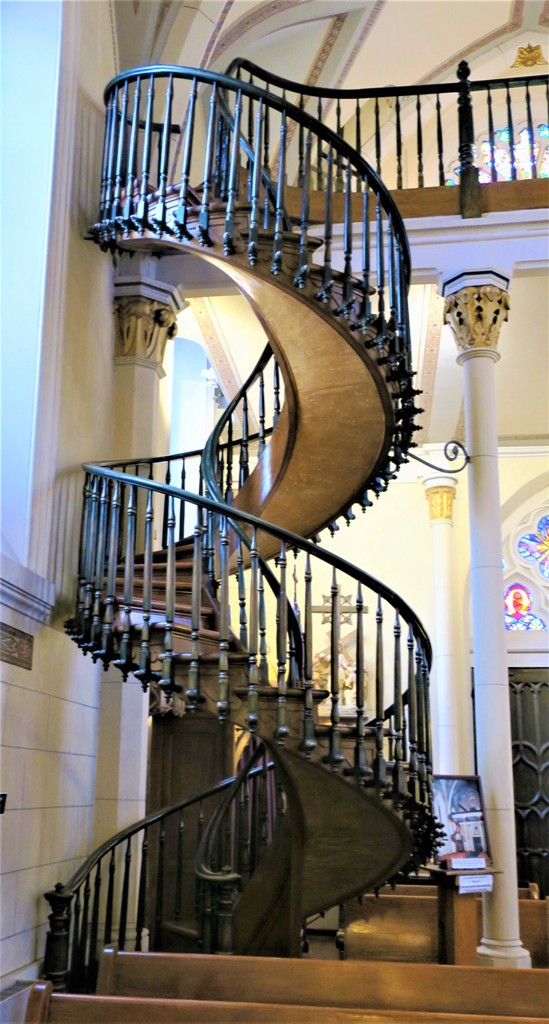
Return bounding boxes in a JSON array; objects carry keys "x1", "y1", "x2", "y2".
[
  {"x1": 43, "y1": 751, "x2": 277, "y2": 992},
  {"x1": 227, "y1": 58, "x2": 549, "y2": 211}
]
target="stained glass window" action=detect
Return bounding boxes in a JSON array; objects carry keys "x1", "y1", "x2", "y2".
[
  {"x1": 504, "y1": 582, "x2": 547, "y2": 632},
  {"x1": 517, "y1": 514, "x2": 549, "y2": 581},
  {"x1": 445, "y1": 123, "x2": 549, "y2": 186}
]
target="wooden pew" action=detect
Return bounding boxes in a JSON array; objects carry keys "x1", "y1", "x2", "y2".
[
  {"x1": 93, "y1": 947, "x2": 548, "y2": 1020},
  {"x1": 344, "y1": 886, "x2": 548, "y2": 968}
]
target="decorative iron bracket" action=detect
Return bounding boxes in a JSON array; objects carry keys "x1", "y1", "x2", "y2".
[{"x1": 406, "y1": 440, "x2": 470, "y2": 474}]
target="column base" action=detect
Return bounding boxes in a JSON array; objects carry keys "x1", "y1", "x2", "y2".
[{"x1": 476, "y1": 937, "x2": 531, "y2": 969}]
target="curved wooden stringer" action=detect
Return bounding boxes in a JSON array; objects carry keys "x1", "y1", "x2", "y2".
[{"x1": 233, "y1": 742, "x2": 413, "y2": 956}]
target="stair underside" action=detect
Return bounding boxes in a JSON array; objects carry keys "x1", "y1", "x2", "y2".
[{"x1": 112, "y1": 212, "x2": 394, "y2": 555}]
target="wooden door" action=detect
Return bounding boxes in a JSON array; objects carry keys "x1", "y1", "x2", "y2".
[{"x1": 508, "y1": 668, "x2": 549, "y2": 898}]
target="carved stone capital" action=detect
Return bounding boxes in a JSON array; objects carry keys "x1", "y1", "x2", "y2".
[
  {"x1": 425, "y1": 484, "x2": 456, "y2": 522},
  {"x1": 444, "y1": 285, "x2": 510, "y2": 356},
  {"x1": 113, "y1": 296, "x2": 178, "y2": 367}
]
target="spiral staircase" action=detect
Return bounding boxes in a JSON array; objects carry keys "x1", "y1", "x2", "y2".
[{"x1": 47, "y1": 61, "x2": 439, "y2": 991}]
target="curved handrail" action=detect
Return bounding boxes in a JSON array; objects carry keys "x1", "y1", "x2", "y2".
[
  {"x1": 82, "y1": 461, "x2": 431, "y2": 665},
  {"x1": 98, "y1": 62, "x2": 412, "y2": 280},
  {"x1": 57, "y1": 759, "x2": 274, "y2": 898},
  {"x1": 226, "y1": 57, "x2": 549, "y2": 101}
]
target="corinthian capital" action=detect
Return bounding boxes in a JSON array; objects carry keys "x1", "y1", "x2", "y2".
[
  {"x1": 444, "y1": 284, "x2": 510, "y2": 356},
  {"x1": 114, "y1": 296, "x2": 177, "y2": 367}
]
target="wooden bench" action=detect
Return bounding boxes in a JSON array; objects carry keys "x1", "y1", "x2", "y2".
[
  {"x1": 344, "y1": 887, "x2": 548, "y2": 968},
  {"x1": 92, "y1": 947, "x2": 548, "y2": 1019},
  {"x1": 24, "y1": 973, "x2": 549, "y2": 1024}
]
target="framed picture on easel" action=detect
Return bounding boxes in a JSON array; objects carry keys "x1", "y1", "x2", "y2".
[{"x1": 432, "y1": 775, "x2": 492, "y2": 870}]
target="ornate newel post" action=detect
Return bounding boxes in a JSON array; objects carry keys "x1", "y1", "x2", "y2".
[
  {"x1": 423, "y1": 475, "x2": 470, "y2": 774},
  {"x1": 443, "y1": 271, "x2": 531, "y2": 968},
  {"x1": 43, "y1": 883, "x2": 74, "y2": 991}
]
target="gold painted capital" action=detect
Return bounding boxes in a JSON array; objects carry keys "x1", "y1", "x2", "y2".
[
  {"x1": 444, "y1": 285, "x2": 510, "y2": 355},
  {"x1": 425, "y1": 485, "x2": 456, "y2": 522},
  {"x1": 114, "y1": 296, "x2": 177, "y2": 366}
]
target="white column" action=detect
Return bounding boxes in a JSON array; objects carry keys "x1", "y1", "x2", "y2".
[
  {"x1": 424, "y1": 475, "x2": 471, "y2": 775},
  {"x1": 443, "y1": 272, "x2": 531, "y2": 968}
]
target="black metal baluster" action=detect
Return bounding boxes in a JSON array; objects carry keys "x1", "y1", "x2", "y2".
[
  {"x1": 258, "y1": 370, "x2": 266, "y2": 450},
  {"x1": 387, "y1": 212, "x2": 397, "y2": 341},
  {"x1": 88, "y1": 864, "x2": 101, "y2": 991},
  {"x1": 416, "y1": 95, "x2": 424, "y2": 187},
  {"x1": 374, "y1": 596, "x2": 386, "y2": 788},
  {"x1": 239, "y1": 395, "x2": 249, "y2": 485},
  {"x1": 248, "y1": 98, "x2": 264, "y2": 265},
  {"x1": 197, "y1": 83, "x2": 218, "y2": 245},
  {"x1": 186, "y1": 507, "x2": 205, "y2": 710},
  {"x1": 315, "y1": 147, "x2": 334, "y2": 302},
  {"x1": 118, "y1": 837, "x2": 132, "y2": 951},
  {"x1": 392, "y1": 611, "x2": 404, "y2": 797},
  {"x1": 436, "y1": 92, "x2": 445, "y2": 185},
  {"x1": 375, "y1": 96, "x2": 381, "y2": 176},
  {"x1": 113, "y1": 484, "x2": 136, "y2": 679},
  {"x1": 263, "y1": 102, "x2": 271, "y2": 228},
  {"x1": 223, "y1": 88, "x2": 243, "y2": 255},
  {"x1": 258, "y1": 570, "x2": 269, "y2": 686},
  {"x1": 525, "y1": 82, "x2": 536, "y2": 179},
  {"x1": 179, "y1": 459, "x2": 186, "y2": 541},
  {"x1": 316, "y1": 98, "x2": 324, "y2": 190},
  {"x1": 99, "y1": 90, "x2": 116, "y2": 222},
  {"x1": 246, "y1": 75, "x2": 254, "y2": 201},
  {"x1": 357, "y1": 179, "x2": 372, "y2": 333},
  {"x1": 407, "y1": 626, "x2": 418, "y2": 801},
  {"x1": 69, "y1": 886, "x2": 81, "y2": 991},
  {"x1": 422, "y1": 652, "x2": 433, "y2": 796},
  {"x1": 135, "y1": 828, "x2": 148, "y2": 950},
  {"x1": 135, "y1": 75, "x2": 154, "y2": 232},
  {"x1": 375, "y1": 197, "x2": 386, "y2": 344},
  {"x1": 225, "y1": 420, "x2": 234, "y2": 503},
  {"x1": 355, "y1": 98, "x2": 362, "y2": 191},
  {"x1": 298, "y1": 95, "x2": 305, "y2": 187},
  {"x1": 174, "y1": 816, "x2": 184, "y2": 922},
  {"x1": 354, "y1": 584, "x2": 370, "y2": 781},
  {"x1": 236, "y1": 539, "x2": 248, "y2": 648},
  {"x1": 111, "y1": 80, "x2": 129, "y2": 220},
  {"x1": 217, "y1": 516, "x2": 230, "y2": 719},
  {"x1": 335, "y1": 97, "x2": 343, "y2": 191},
  {"x1": 153, "y1": 74, "x2": 174, "y2": 232},
  {"x1": 174, "y1": 78, "x2": 198, "y2": 239},
  {"x1": 159, "y1": 493, "x2": 176, "y2": 694},
  {"x1": 300, "y1": 553, "x2": 316, "y2": 755},
  {"x1": 326, "y1": 569, "x2": 343, "y2": 770},
  {"x1": 247, "y1": 527, "x2": 260, "y2": 733},
  {"x1": 505, "y1": 83, "x2": 517, "y2": 181},
  {"x1": 273, "y1": 359, "x2": 281, "y2": 425},
  {"x1": 123, "y1": 77, "x2": 141, "y2": 227},
  {"x1": 336, "y1": 160, "x2": 354, "y2": 317},
  {"x1": 294, "y1": 127, "x2": 312, "y2": 288},
  {"x1": 272, "y1": 109, "x2": 287, "y2": 275},
  {"x1": 79, "y1": 876, "x2": 90, "y2": 991},
  {"x1": 415, "y1": 641, "x2": 427, "y2": 800},
  {"x1": 487, "y1": 85, "x2": 497, "y2": 183},
  {"x1": 276, "y1": 542, "x2": 288, "y2": 743},
  {"x1": 395, "y1": 95, "x2": 403, "y2": 189},
  {"x1": 74, "y1": 474, "x2": 92, "y2": 640},
  {"x1": 154, "y1": 823, "x2": 165, "y2": 949},
  {"x1": 104, "y1": 850, "x2": 115, "y2": 946},
  {"x1": 103, "y1": 87, "x2": 119, "y2": 225}
]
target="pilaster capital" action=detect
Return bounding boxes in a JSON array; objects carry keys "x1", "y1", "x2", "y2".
[
  {"x1": 442, "y1": 272, "x2": 510, "y2": 360},
  {"x1": 113, "y1": 295, "x2": 178, "y2": 368},
  {"x1": 424, "y1": 475, "x2": 458, "y2": 522}
]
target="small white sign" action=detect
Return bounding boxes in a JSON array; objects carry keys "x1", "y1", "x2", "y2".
[{"x1": 458, "y1": 874, "x2": 493, "y2": 894}]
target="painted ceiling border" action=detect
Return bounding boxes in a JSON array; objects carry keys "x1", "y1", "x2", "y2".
[
  {"x1": 540, "y1": 0, "x2": 549, "y2": 26},
  {"x1": 320, "y1": 0, "x2": 385, "y2": 122},
  {"x1": 416, "y1": 0, "x2": 525, "y2": 85},
  {"x1": 210, "y1": 0, "x2": 310, "y2": 68}
]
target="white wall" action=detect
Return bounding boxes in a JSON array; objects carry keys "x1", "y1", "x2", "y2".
[{"x1": 0, "y1": 0, "x2": 117, "y2": 987}]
